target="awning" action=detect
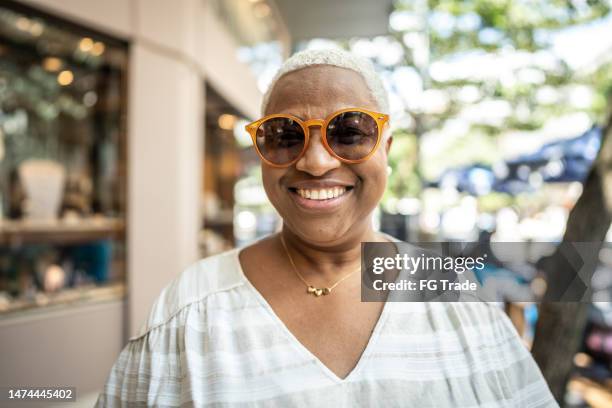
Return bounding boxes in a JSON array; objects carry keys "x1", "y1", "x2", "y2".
[{"x1": 432, "y1": 126, "x2": 603, "y2": 195}]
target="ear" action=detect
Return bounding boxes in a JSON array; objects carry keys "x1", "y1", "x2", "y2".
[{"x1": 385, "y1": 133, "x2": 393, "y2": 154}]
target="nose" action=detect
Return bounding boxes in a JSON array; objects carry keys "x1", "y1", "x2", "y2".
[{"x1": 295, "y1": 125, "x2": 341, "y2": 176}]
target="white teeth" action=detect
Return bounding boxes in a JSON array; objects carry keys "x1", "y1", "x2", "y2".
[{"x1": 296, "y1": 187, "x2": 348, "y2": 200}]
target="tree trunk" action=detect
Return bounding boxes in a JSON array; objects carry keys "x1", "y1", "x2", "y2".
[{"x1": 531, "y1": 106, "x2": 612, "y2": 404}]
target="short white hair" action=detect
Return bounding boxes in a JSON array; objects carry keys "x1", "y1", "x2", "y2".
[{"x1": 261, "y1": 48, "x2": 389, "y2": 115}]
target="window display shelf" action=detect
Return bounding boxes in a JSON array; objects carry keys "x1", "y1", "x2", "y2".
[
  {"x1": 0, "y1": 282, "x2": 125, "y2": 318},
  {"x1": 0, "y1": 217, "x2": 125, "y2": 245}
]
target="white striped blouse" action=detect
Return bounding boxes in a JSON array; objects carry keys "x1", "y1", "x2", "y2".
[{"x1": 96, "y1": 246, "x2": 558, "y2": 407}]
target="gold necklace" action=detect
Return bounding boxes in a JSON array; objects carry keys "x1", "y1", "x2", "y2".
[{"x1": 279, "y1": 234, "x2": 361, "y2": 297}]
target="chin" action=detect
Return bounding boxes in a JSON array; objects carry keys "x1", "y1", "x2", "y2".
[
  {"x1": 285, "y1": 219, "x2": 351, "y2": 244},
  {"x1": 285, "y1": 211, "x2": 376, "y2": 245}
]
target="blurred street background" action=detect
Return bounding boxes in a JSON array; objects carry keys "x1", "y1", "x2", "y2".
[{"x1": 1, "y1": 0, "x2": 612, "y2": 406}]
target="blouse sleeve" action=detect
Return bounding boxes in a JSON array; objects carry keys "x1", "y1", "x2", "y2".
[
  {"x1": 485, "y1": 304, "x2": 559, "y2": 408},
  {"x1": 95, "y1": 312, "x2": 187, "y2": 407}
]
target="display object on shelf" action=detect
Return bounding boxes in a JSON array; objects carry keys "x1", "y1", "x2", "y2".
[{"x1": 18, "y1": 159, "x2": 65, "y2": 220}]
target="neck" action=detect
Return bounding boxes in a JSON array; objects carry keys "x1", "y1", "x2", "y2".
[{"x1": 279, "y1": 220, "x2": 382, "y2": 282}]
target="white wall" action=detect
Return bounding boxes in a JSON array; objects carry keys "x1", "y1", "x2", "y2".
[
  {"x1": 4, "y1": 0, "x2": 263, "y2": 395},
  {"x1": 127, "y1": 43, "x2": 203, "y2": 335},
  {"x1": 0, "y1": 301, "x2": 125, "y2": 397}
]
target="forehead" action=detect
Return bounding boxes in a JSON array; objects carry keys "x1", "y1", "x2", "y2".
[{"x1": 264, "y1": 65, "x2": 379, "y2": 117}]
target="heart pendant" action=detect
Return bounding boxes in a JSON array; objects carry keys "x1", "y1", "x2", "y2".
[{"x1": 307, "y1": 286, "x2": 331, "y2": 297}]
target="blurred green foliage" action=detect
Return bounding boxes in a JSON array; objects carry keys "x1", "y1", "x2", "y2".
[{"x1": 380, "y1": 0, "x2": 612, "y2": 204}]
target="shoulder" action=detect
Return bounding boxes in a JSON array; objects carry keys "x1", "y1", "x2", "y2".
[
  {"x1": 131, "y1": 247, "x2": 246, "y2": 340},
  {"x1": 98, "y1": 249, "x2": 248, "y2": 406},
  {"x1": 387, "y1": 301, "x2": 523, "y2": 356},
  {"x1": 389, "y1": 301, "x2": 511, "y2": 330},
  {"x1": 436, "y1": 301, "x2": 519, "y2": 339},
  {"x1": 428, "y1": 303, "x2": 547, "y2": 381}
]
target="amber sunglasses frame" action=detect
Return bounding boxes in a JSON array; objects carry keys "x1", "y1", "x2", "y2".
[{"x1": 245, "y1": 107, "x2": 390, "y2": 168}]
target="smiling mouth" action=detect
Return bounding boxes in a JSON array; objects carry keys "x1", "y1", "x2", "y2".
[{"x1": 288, "y1": 186, "x2": 354, "y2": 201}]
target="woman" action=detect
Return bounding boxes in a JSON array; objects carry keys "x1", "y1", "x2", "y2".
[{"x1": 97, "y1": 49, "x2": 557, "y2": 407}]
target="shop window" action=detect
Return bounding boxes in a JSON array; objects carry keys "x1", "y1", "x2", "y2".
[
  {"x1": 201, "y1": 84, "x2": 279, "y2": 256},
  {"x1": 0, "y1": 2, "x2": 128, "y2": 316}
]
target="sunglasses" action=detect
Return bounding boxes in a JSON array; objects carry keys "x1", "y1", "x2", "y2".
[{"x1": 245, "y1": 108, "x2": 389, "y2": 168}]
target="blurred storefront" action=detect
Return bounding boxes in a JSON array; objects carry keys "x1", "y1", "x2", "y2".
[
  {"x1": 0, "y1": 0, "x2": 287, "y2": 399},
  {"x1": 201, "y1": 83, "x2": 281, "y2": 255}
]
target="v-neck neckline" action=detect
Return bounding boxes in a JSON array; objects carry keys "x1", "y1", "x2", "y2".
[{"x1": 234, "y1": 246, "x2": 392, "y2": 384}]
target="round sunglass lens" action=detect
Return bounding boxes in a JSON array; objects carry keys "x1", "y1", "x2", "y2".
[
  {"x1": 255, "y1": 118, "x2": 305, "y2": 165},
  {"x1": 326, "y1": 111, "x2": 379, "y2": 161}
]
